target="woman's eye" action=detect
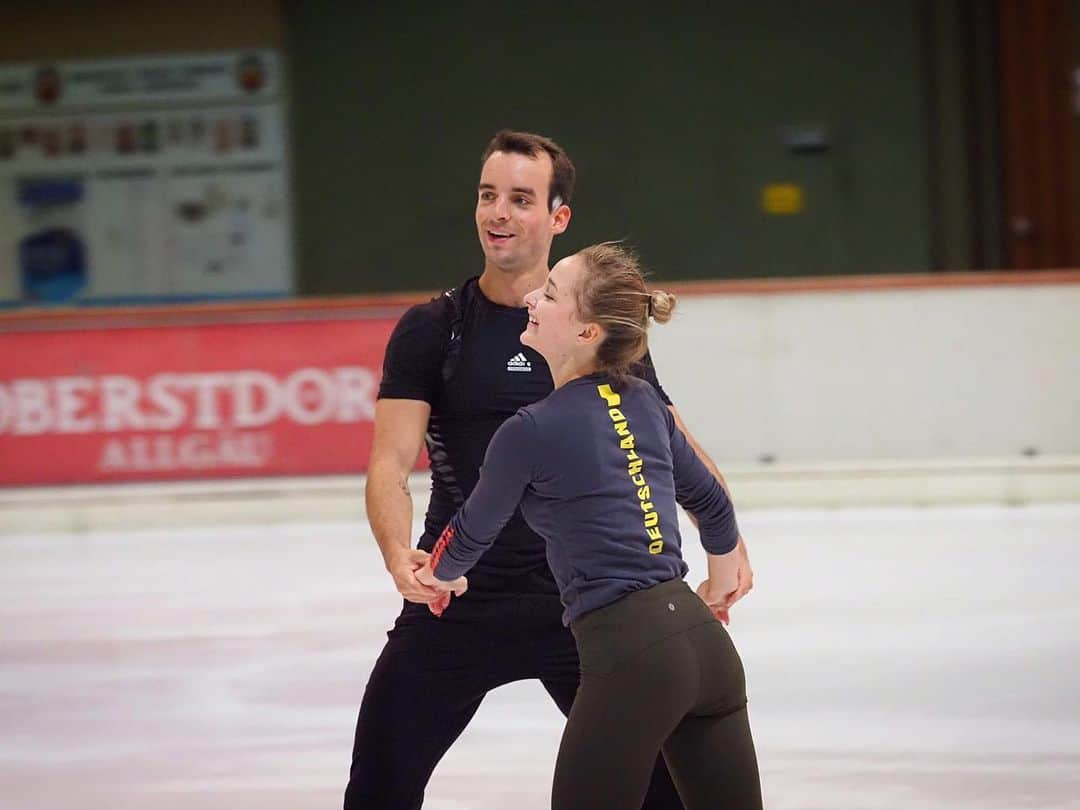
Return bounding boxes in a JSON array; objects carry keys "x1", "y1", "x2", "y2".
[{"x1": 543, "y1": 293, "x2": 554, "y2": 301}]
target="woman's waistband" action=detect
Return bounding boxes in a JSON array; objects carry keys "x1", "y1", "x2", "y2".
[{"x1": 570, "y1": 577, "x2": 715, "y2": 668}]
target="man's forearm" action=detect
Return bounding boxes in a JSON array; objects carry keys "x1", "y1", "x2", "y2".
[
  {"x1": 669, "y1": 406, "x2": 747, "y2": 545},
  {"x1": 365, "y1": 459, "x2": 416, "y2": 566},
  {"x1": 682, "y1": 429, "x2": 732, "y2": 500}
]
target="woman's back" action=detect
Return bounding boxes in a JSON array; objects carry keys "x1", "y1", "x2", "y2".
[
  {"x1": 440, "y1": 372, "x2": 738, "y2": 625},
  {"x1": 518, "y1": 373, "x2": 690, "y2": 622}
]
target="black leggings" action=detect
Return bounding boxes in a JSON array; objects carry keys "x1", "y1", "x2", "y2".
[
  {"x1": 556, "y1": 578, "x2": 762, "y2": 810},
  {"x1": 344, "y1": 608, "x2": 686, "y2": 809}
]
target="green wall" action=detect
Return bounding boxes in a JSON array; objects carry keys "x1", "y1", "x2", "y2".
[{"x1": 286, "y1": 1, "x2": 974, "y2": 293}]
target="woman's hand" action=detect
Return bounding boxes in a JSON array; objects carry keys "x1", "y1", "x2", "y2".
[
  {"x1": 385, "y1": 547, "x2": 444, "y2": 605},
  {"x1": 697, "y1": 547, "x2": 741, "y2": 624},
  {"x1": 696, "y1": 578, "x2": 737, "y2": 625},
  {"x1": 415, "y1": 561, "x2": 468, "y2": 617}
]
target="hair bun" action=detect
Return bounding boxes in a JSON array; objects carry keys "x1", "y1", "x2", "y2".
[{"x1": 649, "y1": 290, "x2": 676, "y2": 324}]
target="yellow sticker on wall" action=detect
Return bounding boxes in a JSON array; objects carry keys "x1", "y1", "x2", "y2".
[{"x1": 762, "y1": 184, "x2": 804, "y2": 215}]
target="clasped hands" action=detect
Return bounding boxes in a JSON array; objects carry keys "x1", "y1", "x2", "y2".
[
  {"x1": 696, "y1": 537, "x2": 755, "y2": 626},
  {"x1": 387, "y1": 536, "x2": 752, "y2": 623},
  {"x1": 385, "y1": 547, "x2": 468, "y2": 617}
]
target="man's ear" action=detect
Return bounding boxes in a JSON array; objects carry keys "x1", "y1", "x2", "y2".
[{"x1": 552, "y1": 203, "x2": 571, "y2": 235}]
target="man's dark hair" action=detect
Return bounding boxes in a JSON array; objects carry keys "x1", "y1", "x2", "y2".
[{"x1": 480, "y1": 129, "x2": 576, "y2": 211}]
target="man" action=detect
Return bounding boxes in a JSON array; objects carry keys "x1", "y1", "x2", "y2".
[{"x1": 344, "y1": 130, "x2": 754, "y2": 809}]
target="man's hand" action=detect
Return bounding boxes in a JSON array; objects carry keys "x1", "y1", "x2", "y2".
[
  {"x1": 726, "y1": 536, "x2": 755, "y2": 611},
  {"x1": 698, "y1": 540, "x2": 754, "y2": 625},
  {"x1": 385, "y1": 547, "x2": 444, "y2": 605},
  {"x1": 698, "y1": 538, "x2": 753, "y2": 625},
  {"x1": 698, "y1": 538, "x2": 754, "y2": 625},
  {"x1": 415, "y1": 560, "x2": 468, "y2": 617}
]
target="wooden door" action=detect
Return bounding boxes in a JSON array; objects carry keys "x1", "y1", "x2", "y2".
[{"x1": 997, "y1": 0, "x2": 1080, "y2": 268}]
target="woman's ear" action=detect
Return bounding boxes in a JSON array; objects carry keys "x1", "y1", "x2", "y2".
[{"x1": 577, "y1": 322, "x2": 603, "y2": 345}]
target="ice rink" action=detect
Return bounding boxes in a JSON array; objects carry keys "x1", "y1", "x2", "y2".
[{"x1": 3, "y1": 504, "x2": 1079, "y2": 809}]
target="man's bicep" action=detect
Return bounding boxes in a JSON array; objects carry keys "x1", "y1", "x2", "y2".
[
  {"x1": 370, "y1": 398, "x2": 431, "y2": 473},
  {"x1": 632, "y1": 350, "x2": 673, "y2": 405},
  {"x1": 667, "y1": 402, "x2": 733, "y2": 497},
  {"x1": 378, "y1": 304, "x2": 446, "y2": 402},
  {"x1": 667, "y1": 404, "x2": 694, "y2": 443},
  {"x1": 666, "y1": 407, "x2": 731, "y2": 517},
  {"x1": 665, "y1": 408, "x2": 705, "y2": 497}
]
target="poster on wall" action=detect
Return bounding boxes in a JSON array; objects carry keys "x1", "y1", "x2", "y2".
[{"x1": 0, "y1": 51, "x2": 293, "y2": 306}]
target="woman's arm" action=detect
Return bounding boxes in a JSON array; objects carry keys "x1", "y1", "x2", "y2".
[
  {"x1": 667, "y1": 414, "x2": 739, "y2": 556},
  {"x1": 668, "y1": 404, "x2": 754, "y2": 611},
  {"x1": 416, "y1": 411, "x2": 536, "y2": 593},
  {"x1": 664, "y1": 407, "x2": 742, "y2": 622}
]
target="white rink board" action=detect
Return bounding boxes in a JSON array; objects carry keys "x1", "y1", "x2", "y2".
[
  {"x1": 2, "y1": 505, "x2": 1079, "y2": 809},
  {"x1": 647, "y1": 283, "x2": 1080, "y2": 463}
]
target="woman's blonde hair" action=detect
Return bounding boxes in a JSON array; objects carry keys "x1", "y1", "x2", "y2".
[{"x1": 573, "y1": 242, "x2": 676, "y2": 375}]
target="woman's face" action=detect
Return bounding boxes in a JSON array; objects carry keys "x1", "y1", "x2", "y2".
[{"x1": 521, "y1": 255, "x2": 591, "y2": 363}]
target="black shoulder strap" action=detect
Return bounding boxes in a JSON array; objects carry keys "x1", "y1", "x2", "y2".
[{"x1": 439, "y1": 277, "x2": 475, "y2": 384}]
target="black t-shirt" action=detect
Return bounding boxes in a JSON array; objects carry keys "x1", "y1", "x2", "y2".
[{"x1": 378, "y1": 277, "x2": 672, "y2": 622}]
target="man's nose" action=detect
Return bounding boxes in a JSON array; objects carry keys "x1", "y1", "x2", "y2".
[{"x1": 493, "y1": 197, "x2": 510, "y2": 220}]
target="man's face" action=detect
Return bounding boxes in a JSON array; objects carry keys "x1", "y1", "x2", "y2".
[{"x1": 475, "y1": 150, "x2": 569, "y2": 272}]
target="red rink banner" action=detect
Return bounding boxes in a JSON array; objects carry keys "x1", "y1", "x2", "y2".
[{"x1": 0, "y1": 312, "x2": 402, "y2": 485}]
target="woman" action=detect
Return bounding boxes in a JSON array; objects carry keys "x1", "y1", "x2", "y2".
[{"x1": 417, "y1": 242, "x2": 762, "y2": 809}]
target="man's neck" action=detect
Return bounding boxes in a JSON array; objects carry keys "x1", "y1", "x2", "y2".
[{"x1": 477, "y1": 262, "x2": 549, "y2": 308}]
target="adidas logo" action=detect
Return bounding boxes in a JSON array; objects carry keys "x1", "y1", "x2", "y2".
[{"x1": 506, "y1": 352, "x2": 532, "y2": 373}]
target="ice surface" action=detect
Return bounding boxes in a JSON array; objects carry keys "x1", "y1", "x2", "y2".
[{"x1": 2, "y1": 505, "x2": 1079, "y2": 809}]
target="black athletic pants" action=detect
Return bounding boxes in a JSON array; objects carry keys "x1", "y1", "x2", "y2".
[
  {"x1": 344, "y1": 607, "x2": 686, "y2": 809},
  {"x1": 555, "y1": 578, "x2": 762, "y2": 809}
]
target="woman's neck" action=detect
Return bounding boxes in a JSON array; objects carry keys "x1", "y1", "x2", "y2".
[{"x1": 547, "y1": 354, "x2": 599, "y2": 389}]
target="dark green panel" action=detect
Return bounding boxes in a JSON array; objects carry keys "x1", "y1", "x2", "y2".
[{"x1": 286, "y1": 1, "x2": 962, "y2": 293}]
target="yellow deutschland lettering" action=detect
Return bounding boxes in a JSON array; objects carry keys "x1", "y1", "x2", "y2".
[
  {"x1": 597, "y1": 384, "x2": 621, "y2": 408},
  {"x1": 596, "y1": 384, "x2": 663, "y2": 555}
]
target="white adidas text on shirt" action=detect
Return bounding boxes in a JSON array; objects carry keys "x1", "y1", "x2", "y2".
[{"x1": 506, "y1": 352, "x2": 532, "y2": 373}]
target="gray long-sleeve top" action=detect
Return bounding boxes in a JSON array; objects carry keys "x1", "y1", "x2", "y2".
[{"x1": 432, "y1": 372, "x2": 739, "y2": 625}]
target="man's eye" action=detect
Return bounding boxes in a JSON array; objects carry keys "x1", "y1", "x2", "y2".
[
  {"x1": 480, "y1": 192, "x2": 495, "y2": 201},
  {"x1": 515, "y1": 197, "x2": 530, "y2": 206},
  {"x1": 543, "y1": 293, "x2": 555, "y2": 301}
]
